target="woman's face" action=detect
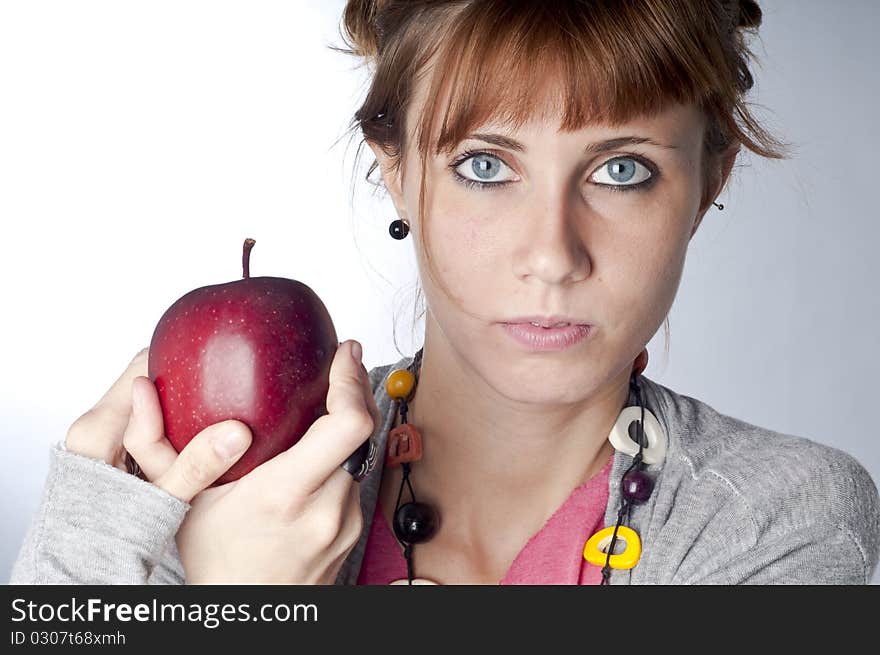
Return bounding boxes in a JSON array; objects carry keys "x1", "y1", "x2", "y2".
[{"x1": 370, "y1": 84, "x2": 731, "y2": 406}]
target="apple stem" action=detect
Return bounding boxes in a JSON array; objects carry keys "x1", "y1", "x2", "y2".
[{"x1": 242, "y1": 238, "x2": 256, "y2": 279}]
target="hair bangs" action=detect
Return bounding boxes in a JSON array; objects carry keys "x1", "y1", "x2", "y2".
[{"x1": 414, "y1": 0, "x2": 709, "y2": 160}]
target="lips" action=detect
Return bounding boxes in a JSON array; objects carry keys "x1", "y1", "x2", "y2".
[{"x1": 501, "y1": 322, "x2": 592, "y2": 351}]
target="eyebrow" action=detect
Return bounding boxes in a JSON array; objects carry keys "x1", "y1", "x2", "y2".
[{"x1": 464, "y1": 133, "x2": 679, "y2": 154}]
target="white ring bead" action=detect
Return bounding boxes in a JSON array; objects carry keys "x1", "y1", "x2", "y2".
[{"x1": 608, "y1": 406, "x2": 667, "y2": 465}]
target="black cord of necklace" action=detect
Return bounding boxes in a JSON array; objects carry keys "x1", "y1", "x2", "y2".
[
  {"x1": 394, "y1": 460, "x2": 417, "y2": 509},
  {"x1": 392, "y1": 397, "x2": 419, "y2": 585},
  {"x1": 392, "y1": 350, "x2": 423, "y2": 586},
  {"x1": 600, "y1": 373, "x2": 646, "y2": 585},
  {"x1": 394, "y1": 352, "x2": 646, "y2": 587}
]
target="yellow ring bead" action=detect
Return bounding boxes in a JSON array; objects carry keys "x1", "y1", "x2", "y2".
[
  {"x1": 385, "y1": 369, "x2": 416, "y2": 401},
  {"x1": 583, "y1": 525, "x2": 642, "y2": 570}
]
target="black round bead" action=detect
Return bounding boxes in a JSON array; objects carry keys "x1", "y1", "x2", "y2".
[
  {"x1": 621, "y1": 469, "x2": 654, "y2": 503},
  {"x1": 389, "y1": 218, "x2": 409, "y2": 240},
  {"x1": 393, "y1": 501, "x2": 438, "y2": 544}
]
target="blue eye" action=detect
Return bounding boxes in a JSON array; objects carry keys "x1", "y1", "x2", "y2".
[
  {"x1": 590, "y1": 157, "x2": 653, "y2": 190},
  {"x1": 451, "y1": 151, "x2": 515, "y2": 189},
  {"x1": 448, "y1": 150, "x2": 657, "y2": 193}
]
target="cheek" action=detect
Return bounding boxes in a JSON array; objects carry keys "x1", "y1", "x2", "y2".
[
  {"x1": 605, "y1": 220, "x2": 690, "y2": 340},
  {"x1": 417, "y1": 204, "x2": 505, "y2": 295},
  {"x1": 588, "y1": 195, "x2": 692, "y2": 326}
]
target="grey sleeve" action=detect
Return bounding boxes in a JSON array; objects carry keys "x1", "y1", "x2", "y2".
[
  {"x1": 691, "y1": 451, "x2": 880, "y2": 585},
  {"x1": 147, "y1": 538, "x2": 187, "y2": 585},
  {"x1": 9, "y1": 441, "x2": 190, "y2": 585},
  {"x1": 693, "y1": 522, "x2": 875, "y2": 584}
]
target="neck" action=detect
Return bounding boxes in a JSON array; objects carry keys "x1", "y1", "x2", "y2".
[{"x1": 398, "y1": 320, "x2": 630, "y2": 549}]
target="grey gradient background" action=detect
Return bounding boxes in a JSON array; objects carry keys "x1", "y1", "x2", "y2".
[{"x1": 1, "y1": 1, "x2": 877, "y2": 583}]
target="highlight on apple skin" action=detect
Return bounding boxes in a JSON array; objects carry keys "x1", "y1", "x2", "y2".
[{"x1": 147, "y1": 238, "x2": 344, "y2": 486}]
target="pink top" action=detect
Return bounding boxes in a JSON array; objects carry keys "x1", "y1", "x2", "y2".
[{"x1": 357, "y1": 454, "x2": 613, "y2": 585}]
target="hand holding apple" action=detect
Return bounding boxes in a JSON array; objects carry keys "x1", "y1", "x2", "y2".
[
  {"x1": 68, "y1": 336, "x2": 378, "y2": 584},
  {"x1": 147, "y1": 238, "x2": 372, "y2": 485},
  {"x1": 166, "y1": 339, "x2": 378, "y2": 583},
  {"x1": 115, "y1": 339, "x2": 376, "y2": 582},
  {"x1": 65, "y1": 237, "x2": 381, "y2": 582}
]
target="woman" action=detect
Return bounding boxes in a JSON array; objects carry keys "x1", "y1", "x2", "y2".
[{"x1": 10, "y1": 0, "x2": 880, "y2": 585}]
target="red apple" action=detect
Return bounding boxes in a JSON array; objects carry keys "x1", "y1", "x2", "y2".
[{"x1": 148, "y1": 238, "x2": 355, "y2": 485}]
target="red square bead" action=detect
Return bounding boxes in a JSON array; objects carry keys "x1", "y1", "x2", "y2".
[{"x1": 386, "y1": 424, "x2": 423, "y2": 467}]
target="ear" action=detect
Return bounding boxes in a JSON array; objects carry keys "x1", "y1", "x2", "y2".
[
  {"x1": 691, "y1": 144, "x2": 739, "y2": 239},
  {"x1": 365, "y1": 139, "x2": 408, "y2": 221}
]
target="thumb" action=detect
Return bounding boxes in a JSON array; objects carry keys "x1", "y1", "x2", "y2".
[{"x1": 153, "y1": 420, "x2": 252, "y2": 503}]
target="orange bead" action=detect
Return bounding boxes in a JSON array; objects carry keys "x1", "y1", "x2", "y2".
[
  {"x1": 385, "y1": 369, "x2": 416, "y2": 401},
  {"x1": 386, "y1": 423, "x2": 423, "y2": 467}
]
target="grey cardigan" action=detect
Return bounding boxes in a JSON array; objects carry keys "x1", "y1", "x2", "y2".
[{"x1": 10, "y1": 352, "x2": 880, "y2": 584}]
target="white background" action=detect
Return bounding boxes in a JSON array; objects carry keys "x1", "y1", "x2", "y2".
[{"x1": 1, "y1": 1, "x2": 877, "y2": 583}]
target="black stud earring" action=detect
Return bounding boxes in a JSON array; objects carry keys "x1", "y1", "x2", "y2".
[
  {"x1": 712, "y1": 201, "x2": 724, "y2": 210},
  {"x1": 389, "y1": 218, "x2": 410, "y2": 240}
]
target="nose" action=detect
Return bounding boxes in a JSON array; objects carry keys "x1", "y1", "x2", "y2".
[{"x1": 513, "y1": 192, "x2": 590, "y2": 286}]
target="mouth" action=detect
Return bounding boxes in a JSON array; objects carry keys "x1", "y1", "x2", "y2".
[{"x1": 500, "y1": 322, "x2": 593, "y2": 352}]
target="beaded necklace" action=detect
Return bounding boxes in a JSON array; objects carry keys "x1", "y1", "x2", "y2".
[{"x1": 382, "y1": 347, "x2": 665, "y2": 585}]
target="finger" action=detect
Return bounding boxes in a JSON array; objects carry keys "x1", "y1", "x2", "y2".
[
  {"x1": 317, "y1": 463, "x2": 358, "y2": 508},
  {"x1": 358, "y1": 361, "x2": 383, "y2": 441},
  {"x1": 255, "y1": 340, "x2": 376, "y2": 499},
  {"x1": 339, "y1": 362, "x2": 382, "y2": 479},
  {"x1": 121, "y1": 375, "x2": 179, "y2": 481},
  {"x1": 311, "y1": 464, "x2": 362, "y2": 543},
  {"x1": 65, "y1": 348, "x2": 150, "y2": 460},
  {"x1": 297, "y1": 465, "x2": 363, "y2": 584},
  {"x1": 153, "y1": 420, "x2": 252, "y2": 503}
]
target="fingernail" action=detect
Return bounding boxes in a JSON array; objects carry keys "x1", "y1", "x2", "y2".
[
  {"x1": 214, "y1": 429, "x2": 248, "y2": 459},
  {"x1": 350, "y1": 340, "x2": 362, "y2": 364}
]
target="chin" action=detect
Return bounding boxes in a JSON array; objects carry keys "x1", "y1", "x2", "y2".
[
  {"x1": 502, "y1": 379, "x2": 598, "y2": 407},
  {"x1": 482, "y1": 357, "x2": 603, "y2": 406}
]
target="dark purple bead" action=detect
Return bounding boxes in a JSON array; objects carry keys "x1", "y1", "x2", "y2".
[
  {"x1": 621, "y1": 469, "x2": 654, "y2": 503},
  {"x1": 393, "y1": 501, "x2": 438, "y2": 544}
]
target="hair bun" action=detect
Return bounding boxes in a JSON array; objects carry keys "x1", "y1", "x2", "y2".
[
  {"x1": 341, "y1": 0, "x2": 387, "y2": 60},
  {"x1": 734, "y1": 0, "x2": 762, "y2": 29}
]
